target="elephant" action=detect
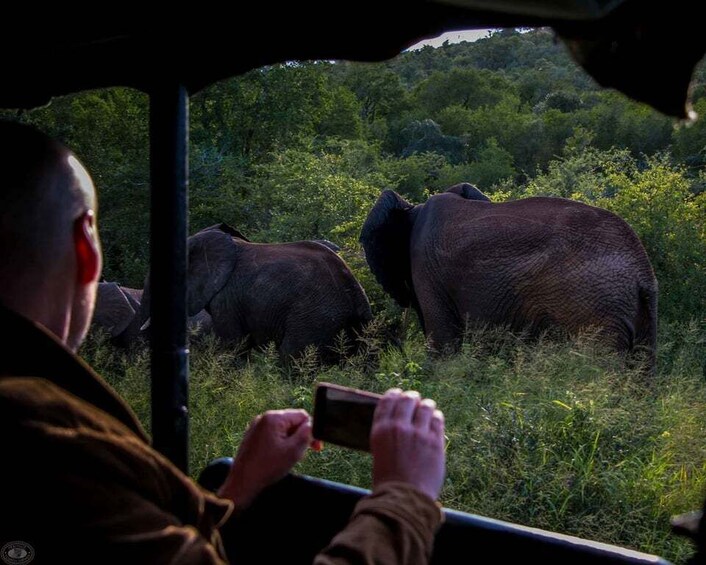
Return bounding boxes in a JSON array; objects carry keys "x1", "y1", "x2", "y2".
[
  {"x1": 92, "y1": 282, "x2": 142, "y2": 343},
  {"x1": 137, "y1": 224, "x2": 373, "y2": 361},
  {"x1": 360, "y1": 183, "x2": 657, "y2": 368},
  {"x1": 94, "y1": 282, "x2": 212, "y2": 346}
]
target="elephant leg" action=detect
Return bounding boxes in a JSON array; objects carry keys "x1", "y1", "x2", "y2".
[
  {"x1": 603, "y1": 319, "x2": 656, "y2": 376},
  {"x1": 278, "y1": 333, "x2": 315, "y2": 364},
  {"x1": 208, "y1": 296, "x2": 250, "y2": 353},
  {"x1": 419, "y1": 295, "x2": 461, "y2": 355},
  {"x1": 579, "y1": 311, "x2": 652, "y2": 375},
  {"x1": 277, "y1": 318, "x2": 355, "y2": 364}
]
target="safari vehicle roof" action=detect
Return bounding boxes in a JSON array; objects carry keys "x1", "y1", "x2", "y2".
[{"x1": 2, "y1": 0, "x2": 705, "y2": 118}]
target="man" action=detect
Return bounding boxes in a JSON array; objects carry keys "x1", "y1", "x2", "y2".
[{"x1": 0, "y1": 121, "x2": 446, "y2": 563}]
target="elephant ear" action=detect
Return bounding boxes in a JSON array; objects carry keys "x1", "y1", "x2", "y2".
[
  {"x1": 199, "y1": 223, "x2": 251, "y2": 242},
  {"x1": 446, "y1": 182, "x2": 491, "y2": 202},
  {"x1": 93, "y1": 282, "x2": 137, "y2": 337},
  {"x1": 187, "y1": 228, "x2": 240, "y2": 316},
  {"x1": 360, "y1": 190, "x2": 416, "y2": 308}
]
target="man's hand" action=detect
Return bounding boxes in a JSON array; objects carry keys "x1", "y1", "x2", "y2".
[
  {"x1": 218, "y1": 409, "x2": 313, "y2": 511},
  {"x1": 370, "y1": 389, "x2": 446, "y2": 501}
]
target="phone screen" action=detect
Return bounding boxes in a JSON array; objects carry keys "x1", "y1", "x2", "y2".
[{"x1": 312, "y1": 383, "x2": 381, "y2": 451}]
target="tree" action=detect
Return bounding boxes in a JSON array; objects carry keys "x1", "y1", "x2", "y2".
[
  {"x1": 339, "y1": 64, "x2": 410, "y2": 124},
  {"x1": 24, "y1": 88, "x2": 151, "y2": 285},
  {"x1": 381, "y1": 152, "x2": 448, "y2": 201},
  {"x1": 672, "y1": 98, "x2": 706, "y2": 170},
  {"x1": 399, "y1": 120, "x2": 466, "y2": 164},
  {"x1": 191, "y1": 63, "x2": 340, "y2": 161},
  {"x1": 436, "y1": 104, "x2": 475, "y2": 136},
  {"x1": 316, "y1": 86, "x2": 364, "y2": 139},
  {"x1": 248, "y1": 148, "x2": 382, "y2": 249},
  {"x1": 577, "y1": 92, "x2": 672, "y2": 157},
  {"x1": 415, "y1": 68, "x2": 516, "y2": 114}
]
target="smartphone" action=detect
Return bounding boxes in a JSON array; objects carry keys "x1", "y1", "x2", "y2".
[{"x1": 312, "y1": 382, "x2": 381, "y2": 452}]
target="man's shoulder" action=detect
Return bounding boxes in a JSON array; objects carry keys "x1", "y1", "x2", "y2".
[
  {"x1": 0, "y1": 375, "x2": 144, "y2": 442},
  {"x1": 0, "y1": 375, "x2": 171, "y2": 499}
]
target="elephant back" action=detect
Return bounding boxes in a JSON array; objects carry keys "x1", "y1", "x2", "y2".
[
  {"x1": 300, "y1": 240, "x2": 372, "y2": 323},
  {"x1": 199, "y1": 222, "x2": 250, "y2": 242},
  {"x1": 445, "y1": 182, "x2": 491, "y2": 202}
]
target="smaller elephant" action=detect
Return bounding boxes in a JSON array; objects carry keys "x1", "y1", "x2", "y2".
[
  {"x1": 360, "y1": 183, "x2": 658, "y2": 369},
  {"x1": 94, "y1": 282, "x2": 212, "y2": 346},
  {"x1": 137, "y1": 224, "x2": 372, "y2": 361},
  {"x1": 92, "y1": 282, "x2": 143, "y2": 345}
]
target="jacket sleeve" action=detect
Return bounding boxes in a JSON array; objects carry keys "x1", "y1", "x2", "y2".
[{"x1": 314, "y1": 482, "x2": 444, "y2": 565}]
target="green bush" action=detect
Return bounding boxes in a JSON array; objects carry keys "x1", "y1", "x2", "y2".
[{"x1": 248, "y1": 148, "x2": 382, "y2": 249}]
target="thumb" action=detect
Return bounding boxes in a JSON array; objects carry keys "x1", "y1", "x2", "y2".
[
  {"x1": 292, "y1": 418, "x2": 313, "y2": 444},
  {"x1": 284, "y1": 419, "x2": 313, "y2": 458}
]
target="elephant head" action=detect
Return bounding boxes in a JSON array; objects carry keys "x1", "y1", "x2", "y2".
[
  {"x1": 359, "y1": 183, "x2": 490, "y2": 323},
  {"x1": 186, "y1": 224, "x2": 242, "y2": 317},
  {"x1": 136, "y1": 223, "x2": 241, "y2": 333},
  {"x1": 359, "y1": 190, "x2": 416, "y2": 310}
]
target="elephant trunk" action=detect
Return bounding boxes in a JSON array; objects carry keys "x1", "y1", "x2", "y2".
[
  {"x1": 137, "y1": 282, "x2": 152, "y2": 338},
  {"x1": 117, "y1": 281, "x2": 151, "y2": 345}
]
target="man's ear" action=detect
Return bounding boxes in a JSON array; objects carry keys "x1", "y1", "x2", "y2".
[{"x1": 74, "y1": 210, "x2": 101, "y2": 285}]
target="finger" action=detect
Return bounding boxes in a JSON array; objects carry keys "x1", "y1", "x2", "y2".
[
  {"x1": 391, "y1": 391, "x2": 420, "y2": 423},
  {"x1": 290, "y1": 417, "x2": 313, "y2": 445},
  {"x1": 412, "y1": 398, "x2": 436, "y2": 428},
  {"x1": 275, "y1": 408, "x2": 310, "y2": 425},
  {"x1": 283, "y1": 419, "x2": 313, "y2": 464},
  {"x1": 374, "y1": 389, "x2": 402, "y2": 423},
  {"x1": 430, "y1": 409, "x2": 445, "y2": 435},
  {"x1": 267, "y1": 409, "x2": 310, "y2": 434}
]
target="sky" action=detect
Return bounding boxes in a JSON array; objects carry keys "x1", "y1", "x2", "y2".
[{"x1": 408, "y1": 29, "x2": 493, "y2": 50}]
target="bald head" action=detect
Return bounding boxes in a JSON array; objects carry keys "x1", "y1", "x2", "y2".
[
  {"x1": 0, "y1": 121, "x2": 101, "y2": 349},
  {"x1": 0, "y1": 121, "x2": 94, "y2": 272}
]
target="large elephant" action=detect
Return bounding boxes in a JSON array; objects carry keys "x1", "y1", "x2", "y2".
[
  {"x1": 360, "y1": 183, "x2": 657, "y2": 366},
  {"x1": 137, "y1": 224, "x2": 373, "y2": 361}
]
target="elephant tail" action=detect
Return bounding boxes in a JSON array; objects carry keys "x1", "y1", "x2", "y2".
[{"x1": 634, "y1": 282, "x2": 658, "y2": 372}]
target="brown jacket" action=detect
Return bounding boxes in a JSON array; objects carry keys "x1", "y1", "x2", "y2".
[{"x1": 0, "y1": 306, "x2": 442, "y2": 564}]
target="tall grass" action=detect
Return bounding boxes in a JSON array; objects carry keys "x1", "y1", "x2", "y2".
[{"x1": 81, "y1": 318, "x2": 706, "y2": 563}]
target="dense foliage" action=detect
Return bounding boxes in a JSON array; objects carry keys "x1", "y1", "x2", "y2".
[{"x1": 6, "y1": 27, "x2": 706, "y2": 562}]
